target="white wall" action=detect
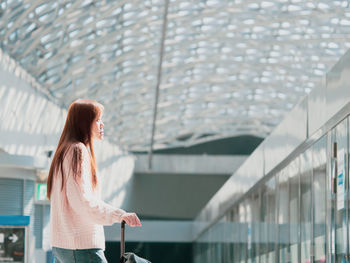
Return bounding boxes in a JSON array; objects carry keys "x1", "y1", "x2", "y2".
[{"x1": 0, "y1": 49, "x2": 65, "y2": 157}]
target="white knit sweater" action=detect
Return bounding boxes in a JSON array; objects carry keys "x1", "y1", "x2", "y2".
[{"x1": 50, "y1": 143, "x2": 125, "y2": 250}]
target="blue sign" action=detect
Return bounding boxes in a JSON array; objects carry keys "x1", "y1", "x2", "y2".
[
  {"x1": 338, "y1": 172, "x2": 343, "y2": 185},
  {"x1": 0, "y1": 216, "x2": 29, "y2": 226}
]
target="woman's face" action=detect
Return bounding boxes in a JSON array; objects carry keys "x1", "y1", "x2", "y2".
[{"x1": 92, "y1": 114, "x2": 104, "y2": 140}]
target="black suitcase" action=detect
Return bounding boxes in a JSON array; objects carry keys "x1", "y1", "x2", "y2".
[{"x1": 120, "y1": 221, "x2": 151, "y2": 263}]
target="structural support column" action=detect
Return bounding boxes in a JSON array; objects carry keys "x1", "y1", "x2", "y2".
[{"x1": 148, "y1": 0, "x2": 170, "y2": 170}]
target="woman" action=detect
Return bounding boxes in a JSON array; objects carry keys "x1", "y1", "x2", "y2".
[{"x1": 47, "y1": 99, "x2": 141, "y2": 262}]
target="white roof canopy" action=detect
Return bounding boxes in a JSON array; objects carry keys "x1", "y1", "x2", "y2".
[{"x1": 1, "y1": 0, "x2": 350, "y2": 151}]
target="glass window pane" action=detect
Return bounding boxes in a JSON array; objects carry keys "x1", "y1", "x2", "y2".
[
  {"x1": 313, "y1": 136, "x2": 327, "y2": 263},
  {"x1": 260, "y1": 185, "x2": 268, "y2": 263},
  {"x1": 223, "y1": 213, "x2": 233, "y2": 263},
  {"x1": 260, "y1": 176, "x2": 276, "y2": 263},
  {"x1": 246, "y1": 192, "x2": 260, "y2": 263},
  {"x1": 277, "y1": 168, "x2": 289, "y2": 262},
  {"x1": 300, "y1": 149, "x2": 312, "y2": 262},
  {"x1": 334, "y1": 119, "x2": 348, "y2": 262},
  {"x1": 288, "y1": 158, "x2": 300, "y2": 263},
  {"x1": 231, "y1": 207, "x2": 241, "y2": 263},
  {"x1": 239, "y1": 203, "x2": 247, "y2": 263},
  {"x1": 267, "y1": 177, "x2": 276, "y2": 263}
]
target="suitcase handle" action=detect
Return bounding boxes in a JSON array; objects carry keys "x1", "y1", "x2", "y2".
[{"x1": 120, "y1": 221, "x2": 126, "y2": 263}]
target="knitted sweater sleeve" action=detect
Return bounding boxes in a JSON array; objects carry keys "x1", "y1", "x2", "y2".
[{"x1": 65, "y1": 143, "x2": 126, "y2": 226}]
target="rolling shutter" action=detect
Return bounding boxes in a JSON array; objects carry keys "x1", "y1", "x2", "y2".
[
  {"x1": 0, "y1": 178, "x2": 23, "y2": 215},
  {"x1": 34, "y1": 204, "x2": 43, "y2": 248}
]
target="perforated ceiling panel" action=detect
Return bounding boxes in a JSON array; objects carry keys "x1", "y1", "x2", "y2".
[{"x1": 1, "y1": 0, "x2": 350, "y2": 151}]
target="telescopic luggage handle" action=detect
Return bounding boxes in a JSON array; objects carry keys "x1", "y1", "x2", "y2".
[
  {"x1": 120, "y1": 221, "x2": 151, "y2": 263},
  {"x1": 120, "y1": 220, "x2": 126, "y2": 263}
]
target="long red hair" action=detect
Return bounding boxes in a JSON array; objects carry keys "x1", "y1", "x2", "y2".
[{"x1": 46, "y1": 99, "x2": 104, "y2": 199}]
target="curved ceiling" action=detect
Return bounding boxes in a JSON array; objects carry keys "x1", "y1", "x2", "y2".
[{"x1": 1, "y1": 0, "x2": 350, "y2": 151}]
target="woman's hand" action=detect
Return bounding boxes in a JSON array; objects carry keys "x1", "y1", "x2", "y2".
[{"x1": 121, "y1": 212, "x2": 142, "y2": 227}]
